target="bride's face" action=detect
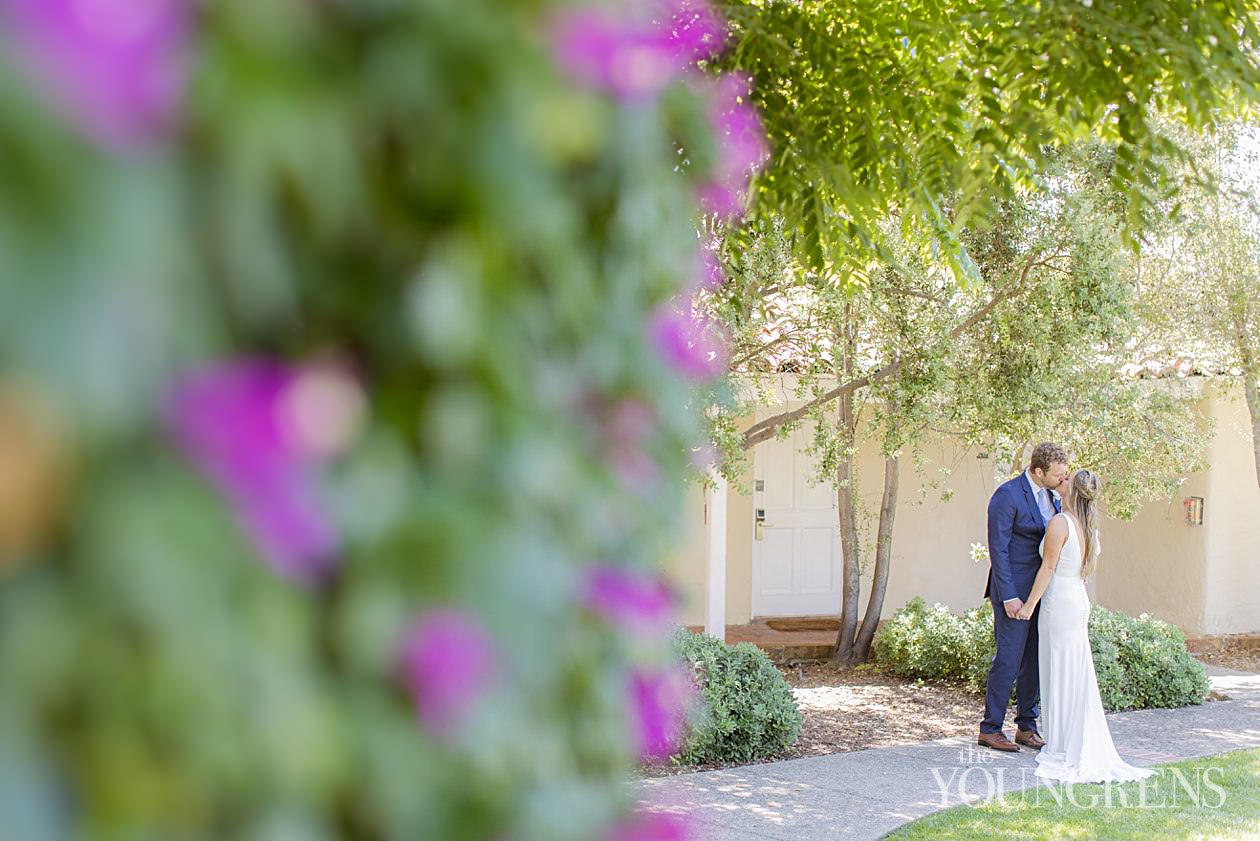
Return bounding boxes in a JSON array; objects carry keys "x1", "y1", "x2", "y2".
[{"x1": 1062, "y1": 471, "x2": 1082, "y2": 507}]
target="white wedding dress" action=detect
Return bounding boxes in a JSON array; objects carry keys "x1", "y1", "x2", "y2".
[{"x1": 1035, "y1": 514, "x2": 1154, "y2": 784}]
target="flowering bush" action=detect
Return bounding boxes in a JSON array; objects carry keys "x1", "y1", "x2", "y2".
[{"x1": 0, "y1": 0, "x2": 766, "y2": 838}]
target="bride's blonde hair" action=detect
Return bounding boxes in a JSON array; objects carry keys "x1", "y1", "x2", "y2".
[{"x1": 1067, "y1": 469, "x2": 1101, "y2": 578}]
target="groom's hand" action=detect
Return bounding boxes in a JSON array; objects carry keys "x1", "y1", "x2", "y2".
[{"x1": 1004, "y1": 598, "x2": 1024, "y2": 619}]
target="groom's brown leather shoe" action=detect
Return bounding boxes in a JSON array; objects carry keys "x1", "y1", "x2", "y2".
[
  {"x1": 1015, "y1": 729, "x2": 1046, "y2": 750},
  {"x1": 977, "y1": 731, "x2": 1020, "y2": 752}
]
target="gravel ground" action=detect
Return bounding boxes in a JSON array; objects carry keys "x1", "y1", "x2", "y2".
[
  {"x1": 776, "y1": 662, "x2": 981, "y2": 759},
  {"x1": 1194, "y1": 647, "x2": 1260, "y2": 674},
  {"x1": 638, "y1": 648, "x2": 1259, "y2": 779},
  {"x1": 638, "y1": 662, "x2": 980, "y2": 778}
]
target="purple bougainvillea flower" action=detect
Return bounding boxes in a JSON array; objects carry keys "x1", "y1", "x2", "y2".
[
  {"x1": 649, "y1": 304, "x2": 729, "y2": 381},
  {"x1": 698, "y1": 74, "x2": 769, "y2": 219},
  {"x1": 583, "y1": 564, "x2": 676, "y2": 636},
  {"x1": 712, "y1": 75, "x2": 769, "y2": 166},
  {"x1": 696, "y1": 180, "x2": 743, "y2": 220},
  {"x1": 400, "y1": 609, "x2": 497, "y2": 739},
  {"x1": 551, "y1": 7, "x2": 677, "y2": 101},
  {"x1": 630, "y1": 665, "x2": 695, "y2": 760},
  {"x1": 663, "y1": 0, "x2": 726, "y2": 63},
  {"x1": 164, "y1": 359, "x2": 352, "y2": 584},
  {"x1": 2, "y1": 0, "x2": 190, "y2": 149},
  {"x1": 606, "y1": 809, "x2": 696, "y2": 841},
  {"x1": 551, "y1": 0, "x2": 727, "y2": 100}
]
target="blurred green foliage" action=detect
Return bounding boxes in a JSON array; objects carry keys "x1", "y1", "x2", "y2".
[{"x1": 0, "y1": 1, "x2": 722, "y2": 839}]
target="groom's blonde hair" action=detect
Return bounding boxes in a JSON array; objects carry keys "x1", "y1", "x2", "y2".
[{"x1": 1029, "y1": 442, "x2": 1068, "y2": 473}]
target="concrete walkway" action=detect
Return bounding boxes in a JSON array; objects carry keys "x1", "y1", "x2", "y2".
[{"x1": 636, "y1": 666, "x2": 1260, "y2": 840}]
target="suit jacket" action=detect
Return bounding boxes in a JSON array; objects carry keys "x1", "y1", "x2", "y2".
[{"x1": 984, "y1": 474, "x2": 1059, "y2": 602}]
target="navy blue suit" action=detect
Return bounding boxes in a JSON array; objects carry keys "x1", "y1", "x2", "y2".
[{"x1": 980, "y1": 474, "x2": 1058, "y2": 735}]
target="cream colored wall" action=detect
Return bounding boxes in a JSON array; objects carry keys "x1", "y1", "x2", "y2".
[
  {"x1": 664, "y1": 481, "x2": 709, "y2": 626},
  {"x1": 725, "y1": 458, "x2": 755, "y2": 623},
  {"x1": 1091, "y1": 479, "x2": 1209, "y2": 635},
  {"x1": 857, "y1": 437, "x2": 996, "y2": 617},
  {"x1": 664, "y1": 425, "x2": 756, "y2": 627},
  {"x1": 737, "y1": 405, "x2": 1002, "y2": 619},
  {"x1": 1093, "y1": 380, "x2": 1260, "y2": 636},
  {"x1": 1203, "y1": 381, "x2": 1260, "y2": 634}
]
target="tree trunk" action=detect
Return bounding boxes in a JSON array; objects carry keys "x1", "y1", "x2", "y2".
[
  {"x1": 832, "y1": 393, "x2": 861, "y2": 666},
  {"x1": 1245, "y1": 372, "x2": 1260, "y2": 492},
  {"x1": 1232, "y1": 314, "x2": 1260, "y2": 491},
  {"x1": 853, "y1": 453, "x2": 899, "y2": 663},
  {"x1": 832, "y1": 309, "x2": 862, "y2": 666}
]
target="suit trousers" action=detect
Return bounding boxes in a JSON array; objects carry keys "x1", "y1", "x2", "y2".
[{"x1": 980, "y1": 596, "x2": 1041, "y2": 734}]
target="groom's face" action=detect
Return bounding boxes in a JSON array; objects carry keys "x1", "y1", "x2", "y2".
[{"x1": 1035, "y1": 461, "x2": 1070, "y2": 491}]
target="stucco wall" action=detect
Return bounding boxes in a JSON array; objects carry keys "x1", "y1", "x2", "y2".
[
  {"x1": 1090, "y1": 379, "x2": 1260, "y2": 637},
  {"x1": 724, "y1": 458, "x2": 755, "y2": 624},
  {"x1": 853, "y1": 436, "x2": 993, "y2": 616},
  {"x1": 663, "y1": 438, "x2": 756, "y2": 628},
  {"x1": 664, "y1": 482, "x2": 709, "y2": 626},
  {"x1": 1091, "y1": 479, "x2": 1209, "y2": 634},
  {"x1": 1203, "y1": 381, "x2": 1260, "y2": 634}
]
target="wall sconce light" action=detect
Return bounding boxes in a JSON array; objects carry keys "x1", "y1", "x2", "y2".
[{"x1": 1183, "y1": 496, "x2": 1204, "y2": 526}]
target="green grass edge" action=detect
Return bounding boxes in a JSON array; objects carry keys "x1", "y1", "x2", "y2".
[{"x1": 884, "y1": 747, "x2": 1260, "y2": 840}]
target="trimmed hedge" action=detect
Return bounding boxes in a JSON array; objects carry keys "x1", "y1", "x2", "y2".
[
  {"x1": 671, "y1": 629, "x2": 802, "y2": 764},
  {"x1": 872, "y1": 597, "x2": 1210, "y2": 710}
]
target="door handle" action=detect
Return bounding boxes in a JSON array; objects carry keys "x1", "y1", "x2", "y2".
[{"x1": 755, "y1": 508, "x2": 770, "y2": 540}]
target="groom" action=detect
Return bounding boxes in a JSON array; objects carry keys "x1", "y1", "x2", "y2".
[{"x1": 978, "y1": 442, "x2": 1069, "y2": 752}]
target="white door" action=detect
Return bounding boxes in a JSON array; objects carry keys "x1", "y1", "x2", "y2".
[{"x1": 751, "y1": 420, "x2": 842, "y2": 617}]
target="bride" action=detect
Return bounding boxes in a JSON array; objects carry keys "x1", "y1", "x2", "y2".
[{"x1": 1016, "y1": 469, "x2": 1154, "y2": 784}]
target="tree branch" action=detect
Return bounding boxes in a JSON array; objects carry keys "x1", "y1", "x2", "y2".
[
  {"x1": 739, "y1": 251, "x2": 1058, "y2": 449},
  {"x1": 730, "y1": 333, "x2": 800, "y2": 369}
]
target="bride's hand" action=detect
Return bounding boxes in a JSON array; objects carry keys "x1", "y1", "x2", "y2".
[{"x1": 1016, "y1": 605, "x2": 1034, "y2": 620}]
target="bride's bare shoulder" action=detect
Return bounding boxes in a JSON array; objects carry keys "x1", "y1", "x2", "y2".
[{"x1": 1056, "y1": 511, "x2": 1083, "y2": 533}]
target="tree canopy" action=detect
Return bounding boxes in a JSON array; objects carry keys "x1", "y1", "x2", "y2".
[
  {"x1": 1131, "y1": 118, "x2": 1260, "y2": 488},
  {"x1": 720, "y1": 0, "x2": 1260, "y2": 281}
]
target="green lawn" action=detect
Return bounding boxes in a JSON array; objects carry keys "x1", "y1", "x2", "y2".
[{"x1": 887, "y1": 748, "x2": 1260, "y2": 840}]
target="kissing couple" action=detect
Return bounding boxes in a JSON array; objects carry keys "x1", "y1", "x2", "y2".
[{"x1": 978, "y1": 442, "x2": 1154, "y2": 784}]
